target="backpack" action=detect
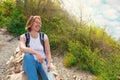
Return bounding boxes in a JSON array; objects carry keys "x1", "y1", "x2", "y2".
[{"x1": 25, "y1": 32, "x2": 45, "y2": 53}]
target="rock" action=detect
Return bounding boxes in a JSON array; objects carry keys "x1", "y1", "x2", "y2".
[
  {"x1": 118, "y1": 76, "x2": 120, "y2": 80},
  {"x1": 6, "y1": 56, "x2": 14, "y2": 65},
  {"x1": 6, "y1": 71, "x2": 29, "y2": 80},
  {"x1": 73, "y1": 75, "x2": 77, "y2": 80}
]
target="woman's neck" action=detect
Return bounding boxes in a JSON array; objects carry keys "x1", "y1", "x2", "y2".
[{"x1": 30, "y1": 31, "x2": 38, "y2": 38}]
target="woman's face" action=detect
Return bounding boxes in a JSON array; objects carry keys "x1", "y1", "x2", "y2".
[{"x1": 31, "y1": 18, "x2": 41, "y2": 32}]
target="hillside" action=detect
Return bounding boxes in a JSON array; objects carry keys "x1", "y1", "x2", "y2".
[{"x1": 0, "y1": 28, "x2": 93, "y2": 80}]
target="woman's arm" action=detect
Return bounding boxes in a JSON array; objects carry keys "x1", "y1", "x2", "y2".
[
  {"x1": 44, "y1": 37, "x2": 51, "y2": 71},
  {"x1": 19, "y1": 34, "x2": 38, "y2": 54},
  {"x1": 19, "y1": 34, "x2": 44, "y2": 63}
]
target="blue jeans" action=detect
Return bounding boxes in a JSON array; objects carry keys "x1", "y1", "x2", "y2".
[{"x1": 22, "y1": 53, "x2": 48, "y2": 80}]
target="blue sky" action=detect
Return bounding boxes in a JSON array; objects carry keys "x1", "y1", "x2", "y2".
[{"x1": 59, "y1": 0, "x2": 120, "y2": 40}]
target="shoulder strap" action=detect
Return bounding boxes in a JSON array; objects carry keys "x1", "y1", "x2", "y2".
[
  {"x1": 39, "y1": 32, "x2": 45, "y2": 54},
  {"x1": 25, "y1": 32, "x2": 30, "y2": 47},
  {"x1": 25, "y1": 32, "x2": 45, "y2": 53}
]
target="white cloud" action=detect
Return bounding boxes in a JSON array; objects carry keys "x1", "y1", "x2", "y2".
[
  {"x1": 111, "y1": 26, "x2": 120, "y2": 40},
  {"x1": 107, "y1": 0, "x2": 120, "y2": 10},
  {"x1": 109, "y1": 21, "x2": 120, "y2": 27},
  {"x1": 94, "y1": 14, "x2": 109, "y2": 25},
  {"x1": 101, "y1": 5, "x2": 118, "y2": 19},
  {"x1": 59, "y1": 0, "x2": 81, "y2": 17},
  {"x1": 115, "y1": 26, "x2": 120, "y2": 30},
  {"x1": 83, "y1": 6, "x2": 95, "y2": 16},
  {"x1": 86, "y1": 0, "x2": 102, "y2": 6}
]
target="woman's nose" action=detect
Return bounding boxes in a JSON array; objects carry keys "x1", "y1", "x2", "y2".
[{"x1": 37, "y1": 23, "x2": 41, "y2": 25}]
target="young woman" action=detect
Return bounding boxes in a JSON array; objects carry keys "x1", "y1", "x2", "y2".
[{"x1": 19, "y1": 16, "x2": 53, "y2": 80}]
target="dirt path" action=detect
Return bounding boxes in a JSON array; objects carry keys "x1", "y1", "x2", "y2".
[
  {"x1": 53, "y1": 56, "x2": 93, "y2": 80},
  {"x1": 0, "y1": 28, "x2": 18, "y2": 79},
  {"x1": 0, "y1": 28, "x2": 94, "y2": 80}
]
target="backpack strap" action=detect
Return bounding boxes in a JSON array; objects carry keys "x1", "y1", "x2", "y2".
[
  {"x1": 25, "y1": 32, "x2": 45, "y2": 54},
  {"x1": 39, "y1": 32, "x2": 45, "y2": 54},
  {"x1": 25, "y1": 32, "x2": 30, "y2": 47}
]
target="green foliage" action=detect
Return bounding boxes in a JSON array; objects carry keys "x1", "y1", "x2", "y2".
[
  {"x1": 63, "y1": 25, "x2": 120, "y2": 79},
  {"x1": 0, "y1": 0, "x2": 15, "y2": 27},
  {"x1": 0, "y1": 0, "x2": 27, "y2": 36},
  {"x1": 63, "y1": 53, "x2": 77, "y2": 67},
  {"x1": 6, "y1": 9, "x2": 27, "y2": 36},
  {"x1": 117, "y1": 38, "x2": 120, "y2": 44},
  {"x1": 0, "y1": 15, "x2": 7, "y2": 27}
]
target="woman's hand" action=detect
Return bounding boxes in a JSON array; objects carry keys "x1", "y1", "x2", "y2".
[
  {"x1": 47, "y1": 63, "x2": 51, "y2": 72},
  {"x1": 36, "y1": 52, "x2": 45, "y2": 63}
]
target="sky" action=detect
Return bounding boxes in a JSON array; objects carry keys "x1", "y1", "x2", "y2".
[{"x1": 59, "y1": 0, "x2": 120, "y2": 40}]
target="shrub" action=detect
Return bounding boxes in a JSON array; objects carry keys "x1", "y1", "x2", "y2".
[
  {"x1": 0, "y1": 0, "x2": 15, "y2": 27},
  {"x1": 6, "y1": 9, "x2": 26, "y2": 36},
  {"x1": 63, "y1": 53, "x2": 78, "y2": 67}
]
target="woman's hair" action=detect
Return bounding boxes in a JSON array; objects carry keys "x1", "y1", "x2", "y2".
[{"x1": 25, "y1": 16, "x2": 41, "y2": 31}]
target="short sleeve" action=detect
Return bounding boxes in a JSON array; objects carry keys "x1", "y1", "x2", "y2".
[
  {"x1": 44, "y1": 33, "x2": 48, "y2": 41},
  {"x1": 20, "y1": 34, "x2": 26, "y2": 40}
]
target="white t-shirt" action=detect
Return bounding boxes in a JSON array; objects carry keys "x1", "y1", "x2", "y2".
[{"x1": 23, "y1": 33, "x2": 48, "y2": 60}]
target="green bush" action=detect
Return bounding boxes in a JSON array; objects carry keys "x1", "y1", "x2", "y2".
[
  {"x1": 6, "y1": 9, "x2": 26, "y2": 36},
  {"x1": 0, "y1": 15, "x2": 7, "y2": 27},
  {"x1": 63, "y1": 53, "x2": 78, "y2": 67},
  {"x1": 0, "y1": 0, "x2": 15, "y2": 27}
]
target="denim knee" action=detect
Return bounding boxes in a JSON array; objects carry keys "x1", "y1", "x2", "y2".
[
  {"x1": 23, "y1": 53, "x2": 34, "y2": 61},
  {"x1": 22, "y1": 53, "x2": 39, "y2": 80},
  {"x1": 23, "y1": 53, "x2": 35, "y2": 71}
]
